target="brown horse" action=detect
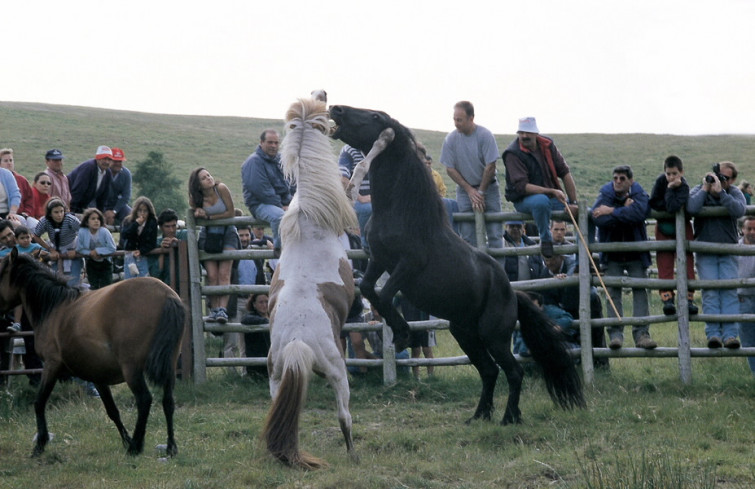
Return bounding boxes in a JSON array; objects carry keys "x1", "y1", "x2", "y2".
[{"x1": 0, "y1": 249, "x2": 185, "y2": 458}]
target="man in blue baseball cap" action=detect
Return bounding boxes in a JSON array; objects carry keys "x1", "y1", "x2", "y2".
[{"x1": 44, "y1": 149, "x2": 71, "y2": 206}]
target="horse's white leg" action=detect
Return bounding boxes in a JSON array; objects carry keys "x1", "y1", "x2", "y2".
[
  {"x1": 321, "y1": 353, "x2": 358, "y2": 463},
  {"x1": 346, "y1": 128, "x2": 395, "y2": 201}
]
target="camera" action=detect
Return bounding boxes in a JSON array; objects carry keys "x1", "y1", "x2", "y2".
[{"x1": 705, "y1": 163, "x2": 727, "y2": 184}]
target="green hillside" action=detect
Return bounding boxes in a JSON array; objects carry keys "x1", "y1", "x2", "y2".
[{"x1": 2, "y1": 101, "x2": 754, "y2": 217}]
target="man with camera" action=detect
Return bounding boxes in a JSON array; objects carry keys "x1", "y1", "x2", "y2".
[
  {"x1": 592, "y1": 165, "x2": 656, "y2": 350},
  {"x1": 688, "y1": 161, "x2": 747, "y2": 349}
]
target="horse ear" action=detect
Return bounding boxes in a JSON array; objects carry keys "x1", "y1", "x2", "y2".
[{"x1": 9, "y1": 246, "x2": 18, "y2": 262}]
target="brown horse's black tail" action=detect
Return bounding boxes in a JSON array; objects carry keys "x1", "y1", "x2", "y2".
[
  {"x1": 516, "y1": 291, "x2": 585, "y2": 410},
  {"x1": 146, "y1": 296, "x2": 185, "y2": 387}
]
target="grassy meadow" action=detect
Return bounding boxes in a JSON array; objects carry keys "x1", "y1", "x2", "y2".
[
  {"x1": 2, "y1": 101, "x2": 755, "y2": 215},
  {"x1": 1, "y1": 321, "x2": 754, "y2": 489},
  {"x1": 1, "y1": 102, "x2": 755, "y2": 488}
]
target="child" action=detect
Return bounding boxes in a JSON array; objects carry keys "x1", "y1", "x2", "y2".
[
  {"x1": 6, "y1": 226, "x2": 49, "y2": 332},
  {"x1": 119, "y1": 196, "x2": 158, "y2": 279},
  {"x1": 648, "y1": 155, "x2": 698, "y2": 315},
  {"x1": 77, "y1": 208, "x2": 117, "y2": 290},
  {"x1": 33, "y1": 197, "x2": 82, "y2": 286}
]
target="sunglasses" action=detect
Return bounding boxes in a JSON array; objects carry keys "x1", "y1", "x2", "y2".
[{"x1": 38, "y1": 181, "x2": 52, "y2": 185}]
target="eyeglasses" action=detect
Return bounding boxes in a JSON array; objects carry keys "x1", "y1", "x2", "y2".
[
  {"x1": 38, "y1": 181, "x2": 52, "y2": 185},
  {"x1": 613, "y1": 175, "x2": 628, "y2": 182}
]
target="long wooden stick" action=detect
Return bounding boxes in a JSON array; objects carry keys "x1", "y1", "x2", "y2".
[{"x1": 563, "y1": 204, "x2": 622, "y2": 320}]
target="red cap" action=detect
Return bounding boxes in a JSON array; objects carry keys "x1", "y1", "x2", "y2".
[{"x1": 111, "y1": 147, "x2": 126, "y2": 161}]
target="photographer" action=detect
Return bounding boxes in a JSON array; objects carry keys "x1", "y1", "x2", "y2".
[
  {"x1": 688, "y1": 161, "x2": 746, "y2": 349},
  {"x1": 592, "y1": 165, "x2": 656, "y2": 350}
]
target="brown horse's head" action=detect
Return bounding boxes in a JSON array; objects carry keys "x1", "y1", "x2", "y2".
[{"x1": 0, "y1": 248, "x2": 23, "y2": 312}]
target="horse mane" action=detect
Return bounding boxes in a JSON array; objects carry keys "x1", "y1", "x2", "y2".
[
  {"x1": 372, "y1": 117, "x2": 448, "y2": 238},
  {"x1": 8, "y1": 253, "x2": 81, "y2": 326},
  {"x1": 280, "y1": 98, "x2": 358, "y2": 242}
]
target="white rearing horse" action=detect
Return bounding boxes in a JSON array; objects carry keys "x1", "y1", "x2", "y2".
[{"x1": 261, "y1": 97, "x2": 359, "y2": 470}]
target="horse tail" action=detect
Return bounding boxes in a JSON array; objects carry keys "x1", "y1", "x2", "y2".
[
  {"x1": 146, "y1": 296, "x2": 185, "y2": 387},
  {"x1": 515, "y1": 290, "x2": 585, "y2": 410},
  {"x1": 262, "y1": 339, "x2": 327, "y2": 470}
]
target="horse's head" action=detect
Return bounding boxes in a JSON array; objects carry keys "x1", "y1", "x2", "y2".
[
  {"x1": 329, "y1": 105, "x2": 399, "y2": 155},
  {"x1": 0, "y1": 248, "x2": 23, "y2": 312}
]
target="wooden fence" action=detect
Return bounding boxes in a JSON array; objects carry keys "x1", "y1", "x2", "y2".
[{"x1": 186, "y1": 204, "x2": 755, "y2": 385}]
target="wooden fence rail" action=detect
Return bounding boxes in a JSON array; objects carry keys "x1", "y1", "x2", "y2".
[{"x1": 188, "y1": 204, "x2": 755, "y2": 385}]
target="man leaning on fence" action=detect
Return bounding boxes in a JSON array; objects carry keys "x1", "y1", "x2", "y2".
[
  {"x1": 592, "y1": 165, "x2": 656, "y2": 350},
  {"x1": 687, "y1": 161, "x2": 746, "y2": 349}
]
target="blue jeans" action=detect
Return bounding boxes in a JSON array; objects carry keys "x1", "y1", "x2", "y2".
[
  {"x1": 604, "y1": 260, "x2": 650, "y2": 343},
  {"x1": 455, "y1": 184, "x2": 502, "y2": 249},
  {"x1": 354, "y1": 201, "x2": 372, "y2": 250},
  {"x1": 124, "y1": 252, "x2": 149, "y2": 279},
  {"x1": 52, "y1": 258, "x2": 83, "y2": 287},
  {"x1": 442, "y1": 198, "x2": 460, "y2": 235},
  {"x1": 696, "y1": 253, "x2": 739, "y2": 341},
  {"x1": 513, "y1": 194, "x2": 564, "y2": 243},
  {"x1": 738, "y1": 295, "x2": 755, "y2": 375},
  {"x1": 251, "y1": 204, "x2": 285, "y2": 249}
]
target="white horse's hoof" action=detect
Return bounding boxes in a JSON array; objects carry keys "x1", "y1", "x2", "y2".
[
  {"x1": 32, "y1": 432, "x2": 54, "y2": 442},
  {"x1": 155, "y1": 443, "x2": 168, "y2": 453}
]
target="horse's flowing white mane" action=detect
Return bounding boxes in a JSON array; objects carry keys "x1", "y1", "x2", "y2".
[{"x1": 279, "y1": 98, "x2": 358, "y2": 242}]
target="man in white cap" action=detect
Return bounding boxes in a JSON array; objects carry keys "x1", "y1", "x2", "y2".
[
  {"x1": 67, "y1": 145, "x2": 114, "y2": 214},
  {"x1": 502, "y1": 117, "x2": 578, "y2": 258},
  {"x1": 440, "y1": 101, "x2": 502, "y2": 253}
]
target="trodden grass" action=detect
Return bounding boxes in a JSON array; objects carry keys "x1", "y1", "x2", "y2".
[{"x1": 1, "y1": 323, "x2": 753, "y2": 489}]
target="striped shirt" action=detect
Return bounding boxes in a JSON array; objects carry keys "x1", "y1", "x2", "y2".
[
  {"x1": 338, "y1": 145, "x2": 370, "y2": 196},
  {"x1": 34, "y1": 214, "x2": 81, "y2": 251}
]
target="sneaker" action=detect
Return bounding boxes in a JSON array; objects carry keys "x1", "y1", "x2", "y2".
[
  {"x1": 215, "y1": 307, "x2": 228, "y2": 324},
  {"x1": 687, "y1": 301, "x2": 699, "y2": 315},
  {"x1": 662, "y1": 300, "x2": 676, "y2": 316},
  {"x1": 723, "y1": 337, "x2": 741, "y2": 349},
  {"x1": 86, "y1": 383, "x2": 100, "y2": 398},
  {"x1": 206, "y1": 308, "x2": 218, "y2": 323},
  {"x1": 707, "y1": 336, "x2": 723, "y2": 349},
  {"x1": 540, "y1": 240, "x2": 554, "y2": 259},
  {"x1": 6, "y1": 322, "x2": 21, "y2": 333},
  {"x1": 609, "y1": 337, "x2": 623, "y2": 350},
  {"x1": 635, "y1": 335, "x2": 658, "y2": 350}
]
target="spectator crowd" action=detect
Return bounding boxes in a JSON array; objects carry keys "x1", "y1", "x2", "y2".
[{"x1": 2, "y1": 101, "x2": 755, "y2": 384}]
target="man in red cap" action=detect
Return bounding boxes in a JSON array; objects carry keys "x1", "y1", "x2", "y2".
[
  {"x1": 67, "y1": 145, "x2": 113, "y2": 214},
  {"x1": 105, "y1": 147, "x2": 132, "y2": 225}
]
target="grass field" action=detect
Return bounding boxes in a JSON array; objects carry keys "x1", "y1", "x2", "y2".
[{"x1": 1, "y1": 319, "x2": 754, "y2": 489}]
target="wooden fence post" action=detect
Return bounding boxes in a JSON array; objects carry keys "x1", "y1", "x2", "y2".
[
  {"x1": 577, "y1": 202, "x2": 595, "y2": 383},
  {"x1": 675, "y1": 210, "x2": 692, "y2": 384}
]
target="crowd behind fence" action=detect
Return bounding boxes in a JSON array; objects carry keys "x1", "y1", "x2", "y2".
[{"x1": 189, "y1": 203, "x2": 755, "y2": 386}]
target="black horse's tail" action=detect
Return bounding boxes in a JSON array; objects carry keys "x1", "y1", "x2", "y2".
[
  {"x1": 146, "y1": 296, "x2": 185, "y2": 387},
  {"x1": 516, "y1": 290, "x2": 585, "y2": 409}
]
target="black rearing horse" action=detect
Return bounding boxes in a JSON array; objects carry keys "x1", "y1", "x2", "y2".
[{"x1": 330, "y1": 105, "x2": 584, "y2": 424}]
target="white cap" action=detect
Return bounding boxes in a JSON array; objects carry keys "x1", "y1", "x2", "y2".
[{"x1": 517, "y1": 117, "x2": 539, "y2": 134}]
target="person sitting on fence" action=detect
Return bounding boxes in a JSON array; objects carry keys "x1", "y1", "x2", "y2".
[
  {"x1": 737, "y1": 215, "x2": 755, "y2": 375},
  {"x1": 649, "y1": 155, "x2": 698, "y2": 316},
  {"x1": 76, "y1": 208, "x2": 117, "y2": 290},
  {"x1": 119, "y1": 196, "x2": 158, "y2": 279},
  {"x1": 33, "y1": 197, "x2": 83, "y2": 286},
  {"x1": 241, "y1": 129, "x2": 290, "y2": 253},
  {"x1": 241, "y1": 293, "x2": 271, "y2": 379},
  {"x1": 688, "y1": 161, "x2": 747, "y2": 349},
  {"x1": 592, "y1": 165, "x2": 656, "y2": 350},
  {"x1": 189, "y1": 167, "x2": 239, "y2": 325}
]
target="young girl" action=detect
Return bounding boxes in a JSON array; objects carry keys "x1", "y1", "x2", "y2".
[
  {"x1": 77, "y1": 207, "x2": 117, "y2": 289},
  {"x1": 120, "y1": 196, "x2": 158, "y2": 279},
  {"x1": 188, "y1": 167, "x2": 238, "y2": 324},
  {"x1": 33, "y1": 197, "x2": 82, "y2": 286}
]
